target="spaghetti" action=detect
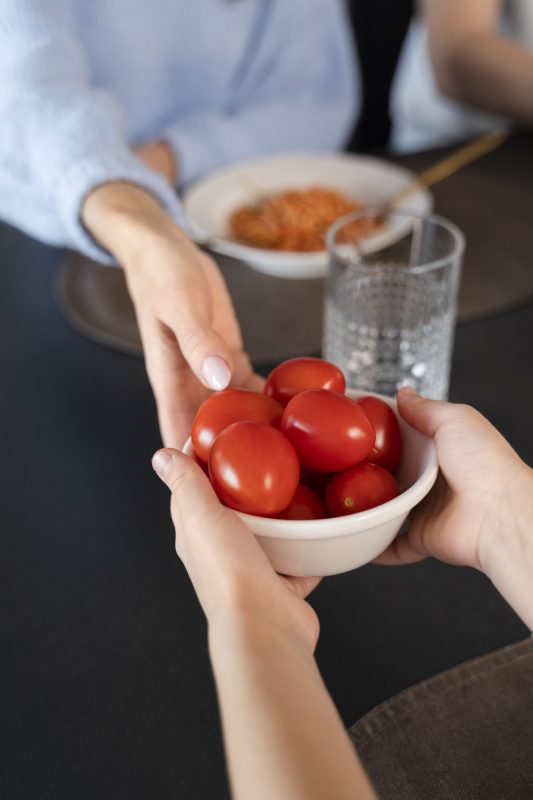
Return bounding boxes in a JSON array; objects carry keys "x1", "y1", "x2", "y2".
[{"x1": 228, "y1": 187, "x2": 380, "y2": 252}]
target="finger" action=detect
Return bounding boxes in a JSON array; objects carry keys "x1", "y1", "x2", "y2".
[
  {"x1": 152, "y1": 447, "x2": 222, "y2": 519},
  {"x1": 200, "y1": 252, "x2": 245, "y2": 350},
  {"x1": 155, "y1": 372, "x2": 207, "y2": 449},
  {"x1": 230, "y1": 351, "x2": 265, "y2": 393},
  {"x1": 174, "y1": 300, "x2": 233, "y2": 392},
  {"x1": 397, "y1": 387, "x2": 465, "y2": 438},
  {"x1": 152, "y1": 446, "x2": 238, "y2": 566},
  {"x1": 152, "y1": 447, "x2": 263, "y2": 560},
  {"x1": 241, "y1": 371, "x2": 266, "y2": 394},
  {"x1": 374, "y1": 535, "x2": 428, "y2": 566},
  {"x1": 152, "y1": 448, "x2": 265, "y2": 617},
  {"x1": 376, "y1": 475, "x2": 449, "y2": 566},
  {"x1": 152, "y1": 447, "x2": 278, "y2": 614},
  {"x1": 137, "y1": 315, "x2": 208, "y2": 447},
  {"x1": 396, "y1": 388, "x2": 485, "y2": 442},
  {"x1": 171, "y1": 255, "x2": 241, "y2": 391}
]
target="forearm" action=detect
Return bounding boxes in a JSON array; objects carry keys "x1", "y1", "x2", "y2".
[
  {"x1": 0, "y1": 3, "x2": 185, "y2": 262},
  {"x1": 442, "y1": 33, "x2": 533, "y2": 125},
  {"x1": 209, "y1": 617, "x2": 376, "y2": 800},
  {"x1": 480, "y1": 465, "x2": 533, "y2": 629}
]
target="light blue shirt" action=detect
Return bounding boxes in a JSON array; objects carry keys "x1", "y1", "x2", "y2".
[{"x1": 0, "y1": 0, "x2": 358, "y2": 262}]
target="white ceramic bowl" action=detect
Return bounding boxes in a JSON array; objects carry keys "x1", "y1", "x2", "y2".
[
  {"x1": 182, "y1": 153, "x2": 432, "y2": 279},
  {"x1": 183, "y1": 390, "x2": 438, "y2": 577}
]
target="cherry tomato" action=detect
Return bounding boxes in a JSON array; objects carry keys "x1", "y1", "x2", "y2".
[
  {"x1": 276, "y1": 483, "x2": 326, "y2": 520},
  {"x1": 325, "y1": 463, "x2": 400, "y2": 517},
  {"x1": 209, "y1": 421, "x2": 300, "y2": 515},
  {"x1": 264, "y1": 357, "x2": 346, "y2": 407},
  {"x1": 192, "y1": 388, "x2": 283, "y2": 462},
  {"x1": 192, "y1": 451, "x2": 209, "y2": 476},
  {"x1": 357, "y1": 396, "x2": 402, "y2": 473},
  {"x1": 281, "y1": 389, "x2": 375, "y2": 472},
  {"x1": 300, "y1": 469, "x2": 330, "y2": 496}
]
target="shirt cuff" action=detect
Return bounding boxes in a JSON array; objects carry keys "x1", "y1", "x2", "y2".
[{"x1": 57, "y1": 150, "x2": 190, "y2": 264}]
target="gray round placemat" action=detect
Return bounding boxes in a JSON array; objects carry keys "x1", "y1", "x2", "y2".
[
  {"x1": 56, "y1": 252, "x2": 324, "y2": 364},
  {"x1": 396, "y1": 135, "x2": 533, "y2": 321}
]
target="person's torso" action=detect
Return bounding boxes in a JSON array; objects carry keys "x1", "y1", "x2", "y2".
[{"x1": 70, "y1": 0, "x2": 284, "y2": 141}]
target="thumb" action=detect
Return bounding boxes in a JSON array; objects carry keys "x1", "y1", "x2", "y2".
[
  {"x1": 396, "y1": 387, "x2": 458, "y2": 439},
  {"x1": 152, "y1": 448, "x2": 268, "y2": 590},
  {"x1": 152, "y1": 448, "x2": 221, "y2": 520},
  {"x1": 174, "y1": 304, "x2": 233, "y2": 391}
]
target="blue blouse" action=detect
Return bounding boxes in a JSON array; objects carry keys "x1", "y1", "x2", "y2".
[{"x1": 0, "y1": 0, "x2": 358, "y2": 262}]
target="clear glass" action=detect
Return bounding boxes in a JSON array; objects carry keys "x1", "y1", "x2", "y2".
[{"x1": 324, "y1": 210, "x2": 465, "y2": 399}]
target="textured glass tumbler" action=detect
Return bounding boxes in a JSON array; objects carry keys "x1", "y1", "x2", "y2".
[{"x1": 324, "y1": 211, "x2": 465, "y2": 399}]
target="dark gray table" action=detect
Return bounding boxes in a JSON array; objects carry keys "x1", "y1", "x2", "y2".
[{"x1": 1, "y1": 204, "x2": 531, "y2": 797}]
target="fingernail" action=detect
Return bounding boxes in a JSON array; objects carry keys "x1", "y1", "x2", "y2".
[
  {"x1": 202, "y1": 356, "x2": 231, "y2": 391},
  {"x1": 152, "y1": 450, "x2": 173, "y2": 479},
  {"x1": 399, "y1": 386, "x2": 417, "y2": 397}
]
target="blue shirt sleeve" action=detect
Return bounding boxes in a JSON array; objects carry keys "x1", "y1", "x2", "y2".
[
  {"x1": 0, "y1": 0, "x2": 186, "y2": 263},
  {"x1": 164, "y1": 0, "x2": 359, "y2": 185}
]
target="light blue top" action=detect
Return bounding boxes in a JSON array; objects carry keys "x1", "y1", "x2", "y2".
[{"x1": 0, "y1": 0, "x2": 358, "y2": 262}]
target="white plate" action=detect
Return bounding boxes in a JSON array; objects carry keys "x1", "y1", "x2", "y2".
[{"x1": 182, "y1": 152, "x2": 433, "y2": 279}]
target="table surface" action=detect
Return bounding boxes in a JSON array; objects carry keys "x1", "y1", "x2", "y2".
[{"x1": 2, "y1": 138, "x2": 533, "y2": 800}]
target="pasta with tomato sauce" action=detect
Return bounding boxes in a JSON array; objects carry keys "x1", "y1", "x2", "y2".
[{"x1": 228, "y1": 187, "x2": 381, "y2": 252}]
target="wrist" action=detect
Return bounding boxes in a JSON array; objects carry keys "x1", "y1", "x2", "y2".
[
  {"x1": 478, "y1": 464, "x2": 533, "y2": 577},
  {"x1": 81, "y1": 181, "x2": 186, "y2": 265},
  {"x1": 134, "y1": 140, "x2": 178, "y2": 184},
  {"x1": 208, "y1": 608, "x2": 315, "y2": 667},
  {"x1": 477, "y1": 464, "x2": 533, "y2": 628}
]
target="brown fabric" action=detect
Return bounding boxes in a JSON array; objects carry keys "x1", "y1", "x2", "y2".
[
  {"x1": 56, "y1": 135, "x2": 533, "y2": 361},
  {"x1": 349, "y1": 636, "x2": 533, "y2": 800}
]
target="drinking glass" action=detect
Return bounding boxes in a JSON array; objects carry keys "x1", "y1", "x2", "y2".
[{"x1": 324, "y1": 210, "x2": 465, "y2": 399}]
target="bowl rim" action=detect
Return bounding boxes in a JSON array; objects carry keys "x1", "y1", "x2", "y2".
[
  {"x1": 183, "y1": 389, "x2": 439, "y2": 541},
  {"x1": 182, "y1": 151, "x2": 433, "y2": 272}
]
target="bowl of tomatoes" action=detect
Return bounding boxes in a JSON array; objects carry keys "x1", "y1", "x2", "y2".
[{"x1": 183, "y1": 358, "x2": 438, "y2": 577}]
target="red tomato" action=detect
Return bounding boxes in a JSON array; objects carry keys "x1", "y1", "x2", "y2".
[
  {"x1": 357, "y1": 396, "x2": 402, "y2": 473},
  {"x1": 281, "y1": 389, "x2": 375, "y2": 472},
  {"x1": 276, "y1": 484, "x2": 326, "y2": 520},
  {"x1": 325, "y1": 463, "x2": 400, "y2": 517},
  {"x1": 192, "y1": 451, "x2": 209, "y2": 476},
  {"x1": 264, "y1": 358, "x2": 346, "y2": 407},
  {"x1": 300, "y1": 469, "x2": 330, "y2": 496},
  {"x1": 192, "y1": 388, "x2": 283, "y2": 462},
  {"x1": 209, "y1": 421, "x2": 300, "y2": 515}
]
